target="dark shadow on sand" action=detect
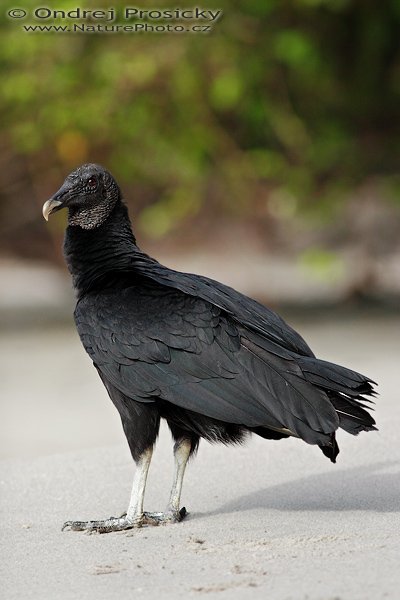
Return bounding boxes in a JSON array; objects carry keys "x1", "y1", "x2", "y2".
[{"x1": 202, "y1": 461, "x2": 400, "y2": 517}]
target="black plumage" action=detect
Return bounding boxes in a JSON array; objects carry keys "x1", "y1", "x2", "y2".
[{"x1": 43, "y1": 164, "x2": 377, "y2": 533}]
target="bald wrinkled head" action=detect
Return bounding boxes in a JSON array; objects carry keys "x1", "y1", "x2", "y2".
[{"x1": 43, "y1": 164, "x2": 121, "y2": 230}]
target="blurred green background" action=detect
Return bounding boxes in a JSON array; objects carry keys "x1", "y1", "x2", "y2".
[
  {"x1": 0, "y1": 0, "x2": 400, "y2": 302},
  {"x1": 1, "y1": 0, "x2": 400, "y2": 460}
]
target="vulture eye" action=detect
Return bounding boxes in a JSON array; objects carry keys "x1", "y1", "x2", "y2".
[{"x1": 87, "y1": 177, "x2": 97, "y2": 189}]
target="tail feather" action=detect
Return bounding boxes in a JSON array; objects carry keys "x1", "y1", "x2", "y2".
[
  {"x1": 329, "y1": 395, "x2": 377, "y2": 434},
  {"x1": 297, "y1": 356, "x2": 377, "y2": 436},
  {"x1": 298, "y1": 357, "x2": 376, "y2": 399}
]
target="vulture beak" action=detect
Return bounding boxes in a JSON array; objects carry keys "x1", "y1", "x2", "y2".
[
  {"x1": 42, "y1": 198, "x2": 63, "y2": 221},
  {"x1": 42, "y1": 180, "x2": 73, "y2": 220}
]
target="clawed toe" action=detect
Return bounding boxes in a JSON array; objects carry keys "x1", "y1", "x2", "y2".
[
  {"x1": 62, "y1": 507, "x2": 187, "y2": 533},
  {"x1": 62, "y1": 515, "x2": 139, "y2": 533},
  {"x1": 141, "y1": 506, "x2": 187, "y2": 525}
]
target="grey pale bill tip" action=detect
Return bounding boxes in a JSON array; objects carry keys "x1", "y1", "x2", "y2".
[{"x1": 42, "y1": 199, "x2": 62, "y2": 221}]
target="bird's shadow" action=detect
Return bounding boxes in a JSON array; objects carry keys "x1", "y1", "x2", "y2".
[{"x1": 201, "y1": 460, "x2": 400, "y2": 517}]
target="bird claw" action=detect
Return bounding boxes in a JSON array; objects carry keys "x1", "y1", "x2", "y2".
[
  {"x1": 62, "y1": 507, "x2": 187, "y2": 533},
  {"x1": 141, "y1": 506, "x2": 187, "y2": 525},
  {"x1": 62, "y1": 515, "x2": 139, "y2": 533}
]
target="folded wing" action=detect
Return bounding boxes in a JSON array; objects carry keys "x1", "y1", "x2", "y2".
[{"x1": 75, "y1": 282, "x2": 347, "y2": 448}]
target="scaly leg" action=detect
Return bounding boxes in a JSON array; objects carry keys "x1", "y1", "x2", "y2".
[
  {"x1": 141, "y1": 438, "x2": 192, "y2": 525},
  {"x1": 62, "y1": 446, "x2": 153, "y2": 533}
]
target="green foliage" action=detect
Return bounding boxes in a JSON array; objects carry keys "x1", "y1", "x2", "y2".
[{"x1": 1, "y1": 0, "x2": 400, "y2": 239}]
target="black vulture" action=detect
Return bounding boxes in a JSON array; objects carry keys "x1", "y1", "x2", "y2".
[{"x1": 43, "y1": 164, "x2": 377, "y2": 533}]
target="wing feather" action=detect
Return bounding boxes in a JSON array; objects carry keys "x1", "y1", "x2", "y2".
[{"x1": 75, "y1": 283, "x2": 339, "y2": 447}]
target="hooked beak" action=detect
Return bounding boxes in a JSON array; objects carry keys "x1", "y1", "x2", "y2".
[
  {"x1": 42, "y1": 198, "x2": 63, "y2": 221},
  {"x1": 42, "y1": 180, "x2": 73, "y2": 221}
]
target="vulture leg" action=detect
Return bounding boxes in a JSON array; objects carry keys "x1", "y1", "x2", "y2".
[
  {"x1": 168, "y1": 438, "x2": 192, "y2": 514},
  {"x1": 62, "y1": 446, "x2": 154, "y2": 533},
  {"x1": 141, "y1": 438, "x2": 192, "y2": 525}
]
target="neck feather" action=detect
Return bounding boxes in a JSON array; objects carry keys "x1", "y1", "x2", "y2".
[
  {"x1": 68, "y1": 202, "x2": 114, "y2": 230},
  {"x1": 64, "y1": 201, "x2": 147, "y2": 297}
]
